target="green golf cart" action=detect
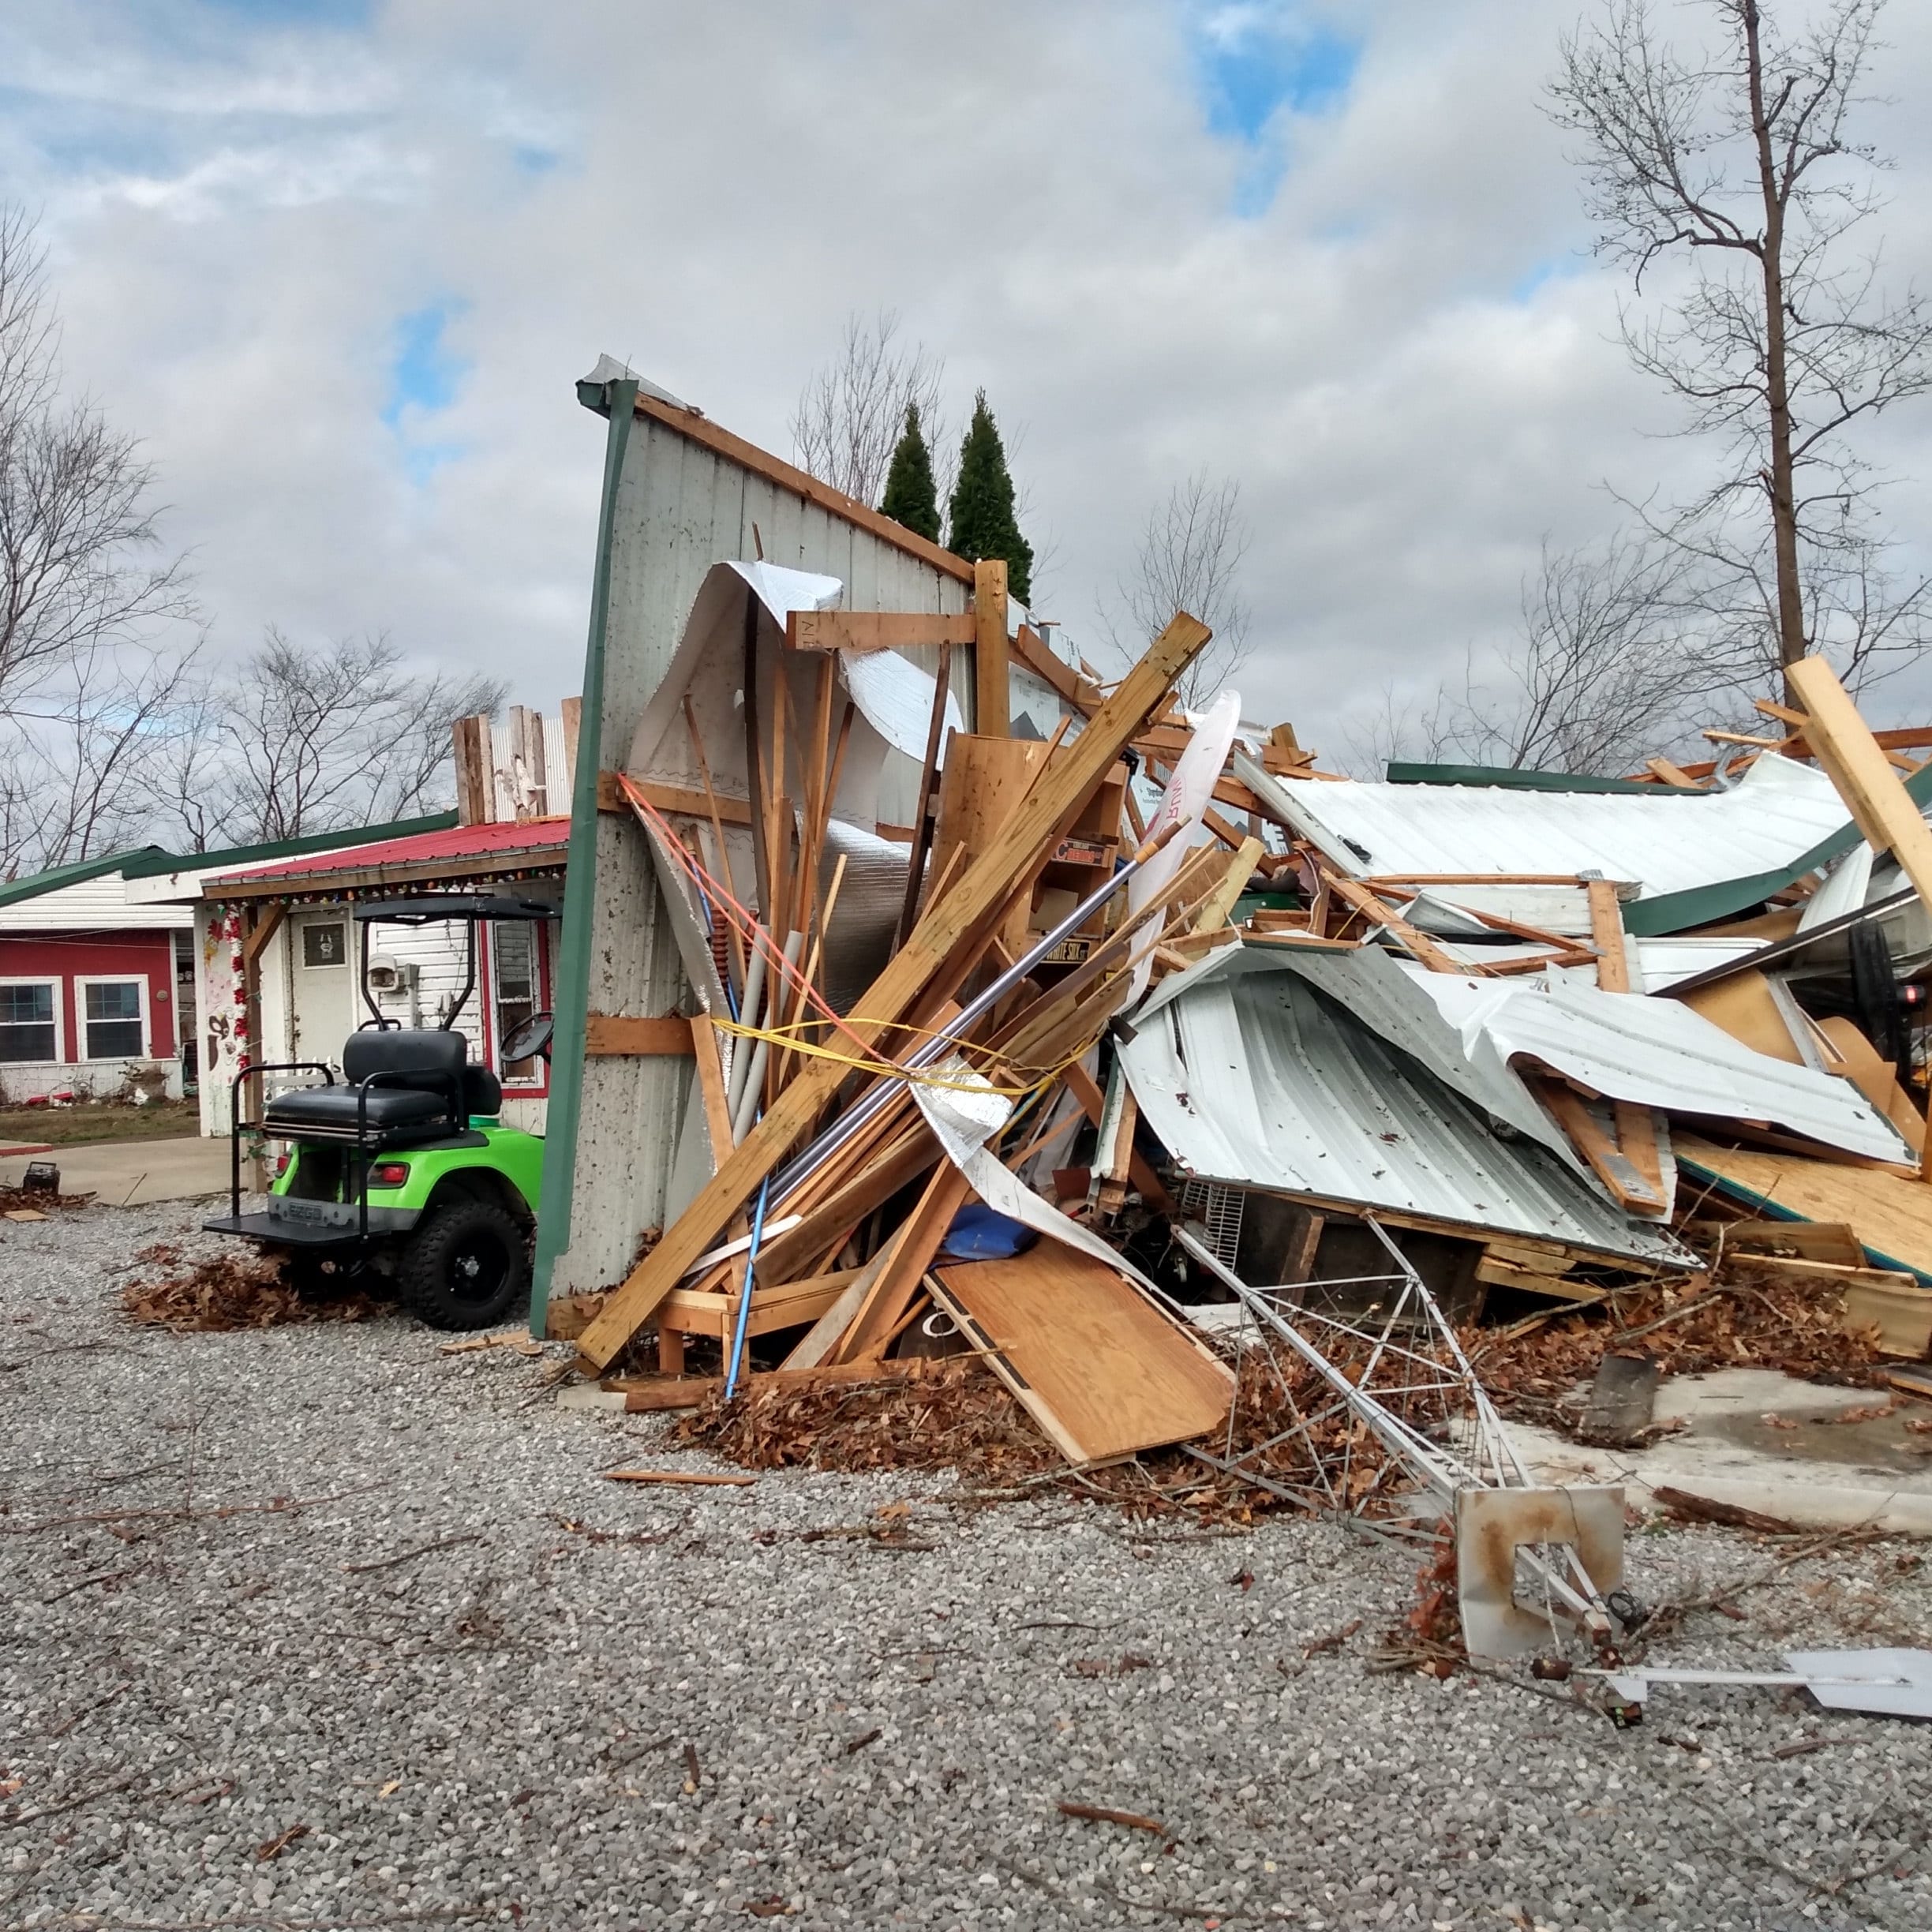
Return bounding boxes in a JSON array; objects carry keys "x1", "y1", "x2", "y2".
[{"x1": 204, "y1": 895, "x2": 555, "y2": 1330}]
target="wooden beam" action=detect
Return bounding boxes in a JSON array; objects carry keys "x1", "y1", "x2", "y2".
[
  {"x1": 1322, "y1": 875, "x2": 1466, "y2": 974},
  {"x1": 830, "y1": 1162, "x2": 970, "y2": 1365},
  {"x1": 572, "y1": 611, "x2": 1215, "y2": 1372},
  {"x1": 1586, "y1": 880, "x2": 1631, "y2": 994},
  {"x1": 242, "y1": 902, "x2": 287, "y2": 969},
  {"x1": 1644, "y1": 757, "x2": 1703, "y2": 790},
  {"x1": 1011, "y1": 624, "x2": 1099, "y2": 712},
  {"x1": 583, "y1": 1013, "x2": 697, "y2": 1058},
  {"x1": 1534, "y1": 1079, "x2": 1668, "y2": 1215},
  {"x1": 1788, "y1": 655, "x2": 1932, "y2": 917},
  {"x1": 784, "y1": 609, "x2": 975, "y2": 653},
  {"x1": 596, "y1": 769, "x2": 752, "y2": 826},
  {"x1": 452, "y1": 714, "x2": 491, "y2": 826},
  {"x1": 626, "y1": 387, "x2": 975, "y2": 584},
  {"x1": 1191, "y1": 837, "x2": 1265, "y2": 934},
  {"x1": 973, "y1": 558, "x2": 1009, "y2": 737}
]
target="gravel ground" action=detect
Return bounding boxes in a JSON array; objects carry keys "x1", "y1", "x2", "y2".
[{"x1": 4, "y1": 1200, "x2": 1932, "y2": 1932}]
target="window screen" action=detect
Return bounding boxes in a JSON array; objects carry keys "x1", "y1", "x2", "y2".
[
  {"x1": 0, "y1": 983, "x2": 56, "y2": 1063},
  {"x1": 492, "y1": 923, "x2": 540, "y2": 1082},
  {"x1": 301, "y1": 922, "x2": 348, "y2": 969},
  {"x1": 83, "y1": 981, "x2": 144, "y2": 1059}
]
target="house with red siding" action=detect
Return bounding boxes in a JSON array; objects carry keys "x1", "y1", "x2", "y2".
[{"x1": 0, "y1": 851, "x2": 193, "y2": 1103}]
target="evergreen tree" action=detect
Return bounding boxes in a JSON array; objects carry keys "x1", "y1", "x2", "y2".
[
  {"x1": 946, "y1": 391, "x2": 1032, "y2": 604},
  {"x1": 878, "y1": 403, "x2": 941, "y2": 542}
]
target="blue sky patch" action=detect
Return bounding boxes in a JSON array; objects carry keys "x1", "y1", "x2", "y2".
[
  {"x1": 384, "y1": 301, "x2": 469, "y2": 428},
  {"x1": 194, "y1": 0, "x2": 373, "y2": 24},
  {"x1": 1185, "y1": 5, "x2": 1361, "y2": 215}
]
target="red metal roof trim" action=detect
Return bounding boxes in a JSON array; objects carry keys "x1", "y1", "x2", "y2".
[{"x1": 208, "y1": 816, "x2": 571, "y2": 886}]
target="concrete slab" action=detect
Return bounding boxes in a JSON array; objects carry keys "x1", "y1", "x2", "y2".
[
  {"x1": 1516, "y1": 1367, "x2": 1932, "y2": 1538},
  {"x1": 0, "y1": 1136, "x2": 230, "y2": 1207}
]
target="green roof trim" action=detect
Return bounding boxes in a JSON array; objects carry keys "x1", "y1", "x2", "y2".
[
  {"x1": 118, "y1": 811, "x2": 459, "y2": 882},
  {"x1": 0, "y1": 811, "x2": 462, "y2": 910},
  {"x1": 1384, "y1": 762, "x2": 1664, "y2": 795},
  {"x1": 0, "y1": 846, "x2": 172, "y2": 908},
  {"x1": 1623, "y1": 762, "x2": 1932, "y2": 937}
]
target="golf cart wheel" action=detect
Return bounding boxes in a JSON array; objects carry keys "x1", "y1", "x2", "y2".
[{"x1": 398, "y1": 1199, "x2": 529, "y2": 1331}]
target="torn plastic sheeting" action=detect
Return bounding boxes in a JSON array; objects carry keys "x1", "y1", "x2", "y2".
[
  {"x1": 912, "y1": 1063, "x2": 1168, "y2": 1297},
  {"x1": 1401, "y1": 968, "x2": 1912, "y2": 1166},
  {"x1": 837, "y1": 645, "x2": 966, "y2": 766},
  {"x1": 1118, "y1": 956, "x2": 1696, "y2": 1266}
]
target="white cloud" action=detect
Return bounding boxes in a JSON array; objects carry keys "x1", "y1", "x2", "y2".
[{"x1": 6, "y1": 0, "x2": 1932, "y2": 769}]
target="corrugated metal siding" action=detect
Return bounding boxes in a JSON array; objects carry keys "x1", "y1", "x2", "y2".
[
  {"x1": 552, "y1": 407, "x2": 975, "y2": 1294},
  {"x1": 0, "y1": 875, "x2": 193, "y2": 932},
  {"x1": 1246, "y1": 750, "x2": 1849, "y2": 903},
  {"x1": 1118, "y1": 968, "x2": 1691, "y2": 1266}
]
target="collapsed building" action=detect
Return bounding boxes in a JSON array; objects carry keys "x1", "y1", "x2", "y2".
[{"x1": 530, "y1": 361, "x2": 1932, "y2": 1661}]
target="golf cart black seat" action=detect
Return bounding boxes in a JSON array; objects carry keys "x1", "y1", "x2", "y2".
[{"x1": 260, "y1": 1029, "x2": 502, "y2": 1148}]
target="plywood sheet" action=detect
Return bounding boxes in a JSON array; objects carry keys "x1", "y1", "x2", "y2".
[
  {"x1": 932, "y1": 1246, "x2": 1232, "y2": 1464},
  {"x1": 1676, "y1": 1136, "x2": 1932, "y2": 1282}
]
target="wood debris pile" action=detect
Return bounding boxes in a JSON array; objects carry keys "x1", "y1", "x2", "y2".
[
  {"x1": 122, "y1": 1245, "x2": 382, "y2": 1332},
  {"x1": 566, "y1": 517, "x2": 1932, "y2": 1524}
]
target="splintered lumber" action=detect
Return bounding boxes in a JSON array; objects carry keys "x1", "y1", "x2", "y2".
[
  {"x1": 1533, "y1": 1080, "x2": 1668, "y2": 1215},
  {"x1": 1321, "y1": 875, "x2": 1466, "y2": 973},
  {"x1": 1788, "y1": 655, "x2": 1932, "y2": 915},
  {"x1": 930, "y1": 1246, "x2": 1232, "y2": 1465},
  {"x1": 1191, "y1": 837, "x2": 1265, "y2": 935},
  {"x1": 573, "y1": 611, "x2": 1215, "y2": 1372}
]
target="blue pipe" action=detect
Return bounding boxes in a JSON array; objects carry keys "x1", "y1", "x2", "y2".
[{"x1": 723, "y1": 1173, "x2": 769, "y2": 1399}]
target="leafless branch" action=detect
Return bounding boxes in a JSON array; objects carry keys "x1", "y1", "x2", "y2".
[{"x1": 790, "y1": 309, "x2": 949, "y2": 507}]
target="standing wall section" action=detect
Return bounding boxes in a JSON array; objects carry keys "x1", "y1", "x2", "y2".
[{"x1": 535, "y1": 375, "x2": 972, "y2": 1309}]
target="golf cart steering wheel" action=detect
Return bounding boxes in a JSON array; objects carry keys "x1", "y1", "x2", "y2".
[{"x1": 501, "y1": 1010, "x2": 554, "y2": 1065}]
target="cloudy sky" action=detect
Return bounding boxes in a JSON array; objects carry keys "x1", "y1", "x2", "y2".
[{"x1": 7, "y1": 0, "x2": 1932, "y2": 765}]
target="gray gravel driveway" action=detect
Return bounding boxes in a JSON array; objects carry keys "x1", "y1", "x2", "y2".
[{"x1": 3, "y1": 1200, "x2": 1930, "y2": 1931}]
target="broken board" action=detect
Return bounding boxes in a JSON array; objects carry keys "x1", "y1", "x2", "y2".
[
  {"x1": 1676, "y1": 1136, "x2": 1932, "y2": 1284},
  {"x1": 930, "y1": 1245, "x2": 1232, "y2": 1466}
]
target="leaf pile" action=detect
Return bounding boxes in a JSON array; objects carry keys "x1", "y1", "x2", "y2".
[
  {"x1": 1473, "y1": 1264, "x2": 1883, "y2": 1426},
  {"x1": 2, "y1": 1181, "x2": 92, "y2": 1214},
  {"x1": 677, "y1": 1358, "x2": 1059, "y2": 1479},
  {"x1": 121, "y1": 1249, "x2": 383, "y2": 1332}
]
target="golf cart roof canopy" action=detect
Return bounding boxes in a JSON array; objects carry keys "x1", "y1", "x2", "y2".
[{"x1": 354, "y1": 894, "x2": 556, "y2": 925}]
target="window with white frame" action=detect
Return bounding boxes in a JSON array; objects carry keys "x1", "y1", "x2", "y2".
[
  {"x1": 490, "y1": 923, "x2": 546, "y2": 1088},
  {"x1": 77, "y1": 977, "x2": 147, "y2": 1060},
  {"x1": 0, "y1": 980, "x2": 60, "y2": 1063}
]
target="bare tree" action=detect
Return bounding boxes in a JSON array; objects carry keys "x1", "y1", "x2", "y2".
[
  {"x1": 1347, "y1": 533, "x2": 1707, "y2": 777},
  {"x1": 0, "y1": 205, "x2": 197, "y2": 729},
  {"x1": 1550, "y1": 0, "x2": 1932, "y2": 701},
  {"x1": 1105, "y1": 471, "x2": 1252, "y2": 709},
  {"x1": 0, "y1": 205, "x2": 200, "y2": 873},
  {"x1": 163, "y1": 628, "x2": 506, "y2": 845},
  {"x1": 790, "y1": 310, "x2": 948, "y2": 507}
]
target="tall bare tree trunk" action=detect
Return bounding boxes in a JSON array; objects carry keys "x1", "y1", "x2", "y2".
[{"x1": 1741, "y1": 1, "x2": 1809, "y2": 700}]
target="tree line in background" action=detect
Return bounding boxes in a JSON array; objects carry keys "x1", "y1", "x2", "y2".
[
  {"x1": 1380, "y1": 0, "x2": 1932, "y2": 777},
  {"x1": 0, "y1": 204, "x2": 504, "y2": 881},
  {"x1": 792, "y1": 309, "x2": 1256, "y2": 710}
]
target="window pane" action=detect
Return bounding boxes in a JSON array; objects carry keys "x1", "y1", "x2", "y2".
[
  {"x1": 86, "y1": 1020, "x2": 144, "y2": 1058},
  {"x1": 301, "y1": 923, "x2": 348, "y2": 968},
  {"x1": 2, "y1": 984, "x2": 53, "y2": 1025},
  {"x1": 85, "y1": 981, "x2": 141, "y2": 1022},
  {"x1": 1, "y1": 985, "x2": 58, "y2": 1061},
  {"x1": 0, "y1": 1024, "x2": 56, "y2": 1062},
  {"x1": 492, "y1": 924, "x2": 539, "y2": 1081}
]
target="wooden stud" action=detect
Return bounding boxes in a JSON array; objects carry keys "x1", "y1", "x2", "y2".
[
  {"x1": 1320, "y1": 876, "x2": 1466, "y2": 975},
  {"x1": 973, "y1": 558, "x2": 1009, "y2": 738},
  {"x1": 784, "y1": 609, "x2": 976, "y2": 653},
  {"x1": 830, "y1": 1163, "x2": 973, "y2": 1366},
  {"x1": 583, "y1": 1013, "x2": 698, "y2": 1057},
  {"x1": 573, "y1": 612, "x2": 1215, "y2": 1371},
  {"x1": 691, "y1": 1017, "x2": 736, "y2": 1166},
  {"x1": 1788, "y1": 655, "x2": 1932, "y2": 918},
  {"x1": 1586, "y1": 880, "x2": 1631, "y2": 994},
  {"x1": 1190, "y1": 837, "x2": 1265, "y2": 935}
]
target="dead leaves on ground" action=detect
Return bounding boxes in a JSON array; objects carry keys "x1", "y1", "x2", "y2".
[{"x1": 120, "y1": 1250, "x2": 381, "y2": 1332}]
